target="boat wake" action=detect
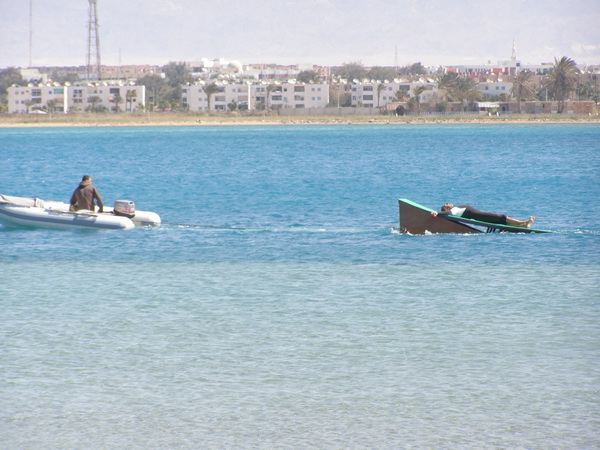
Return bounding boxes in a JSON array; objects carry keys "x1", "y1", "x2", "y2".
[
  {"x1": 162, "y1": 222, "x2": 248, "y2": 230},
  {"x1": 160, "y1": 222, "x2": 381, "y2": 234}
]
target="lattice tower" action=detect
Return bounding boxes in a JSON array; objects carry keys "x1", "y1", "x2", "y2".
[{"x1": 86, "y1": 0, "x2": 101, "y2": 80}]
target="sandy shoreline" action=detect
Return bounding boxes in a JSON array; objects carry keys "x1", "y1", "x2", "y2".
[{"x1": 1, "y1": 113, "x2": 599, "y2": 128}]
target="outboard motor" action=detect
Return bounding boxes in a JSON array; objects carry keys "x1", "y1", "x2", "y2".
[{"x1": 113, "y1": 200, "x2": 136, "y2": 218}]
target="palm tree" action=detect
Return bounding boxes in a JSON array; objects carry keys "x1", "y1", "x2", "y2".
[
  {"x1": 137, "y1": 74, "x2": 168, "y2": 111},
  {"x1": 436, "y1": 72, "x2": 460, "y2": 102},
  {"x1": 376, "y1": 83, "x2": 386, "y2": 108},
  {"x1": 546, "y1": 56, "x2": 580, "y2": 113},
  {"x1": 110, "y1": 93, "x2": 123, "y2": 112},
  {"x1": 511, "y1": 70, "x2": 537, "y2": 113},
  {"x1": 437, "y1": 74, "x2": 479, "y2": 111},
  {"x1": 228, "y1": 100, "x2": 238, "y2": 112},
  {"x1": 202, "y1": 83, "x2": 220, "y2": 111},
  {"x1": 266, "y1": 84, "x2": 279, "y2": 111},
  {"x1": 125, "y1": 90, "x2": 137, "y2": 112},
  {"x1": 407, "y1": 97, "x2": 417, "y2": 113},
  {"x1": 576, "y1": 79, "x2": 600, "y2": 105},
  {"x1": 394, "y1": 88, "x2": 410, "y2": 103},
  {"x1": 87, "y1": 95, "x2": 102, "y2": 112},
  {"x1": 412, "y1": 85, "x2": 427, "y2": 114},
  {"x1": 459, "y1": 76, "x2": 481, "y2": 110},
  {"x1": 24, "y1": 99, "x2": 34, "y2": 113},
  {"x1": 46, "y1": 99, "x2": 57, "y2": 114}
]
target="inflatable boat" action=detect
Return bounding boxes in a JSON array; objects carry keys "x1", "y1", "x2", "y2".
[{"x1": 0, "y1": 194, "x2": 160, "y2": 230}]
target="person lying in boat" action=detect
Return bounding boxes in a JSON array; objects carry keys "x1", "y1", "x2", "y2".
[
  {"x1": 430, "y1": 203, "x2": 535, "y2": 228},
  {"x1": 70, "y1": 175, "x2": 104, "y2": 213}
]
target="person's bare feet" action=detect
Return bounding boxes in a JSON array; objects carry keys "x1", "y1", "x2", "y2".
[{"x1": 526, "y1": 216, "x2": 535, "y2": 228}]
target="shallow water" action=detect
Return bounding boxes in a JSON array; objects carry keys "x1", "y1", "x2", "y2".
[{"x1": 1, "y1": 124, "x2": 599, "y2": 448}]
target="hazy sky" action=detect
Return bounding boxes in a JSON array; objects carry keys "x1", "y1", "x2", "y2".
[{"x1": 1, "y1": 0, "x2": 598, "y2": 68}]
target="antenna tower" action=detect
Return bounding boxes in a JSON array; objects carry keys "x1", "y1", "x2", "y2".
[
  {"x1": 86, "y1": 0, "x2": 101, "y2": 80},
  {"x1": 29, "y1": 0, "x2": 33, "y2": 67}
]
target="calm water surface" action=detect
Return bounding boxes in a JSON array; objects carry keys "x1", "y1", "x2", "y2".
[{"x1": 1, "y1": 124, "x2": 599, "y2": 448}]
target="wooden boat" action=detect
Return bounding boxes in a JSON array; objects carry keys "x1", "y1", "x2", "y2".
[
  {"x1": 398, "y1": 198, "x2": 553, "y2": 234},
  {"x1": 0, "y1": 194, "x2": 160, "y2": 230}
]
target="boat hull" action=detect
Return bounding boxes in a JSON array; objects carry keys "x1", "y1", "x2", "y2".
[
  {"x1": 399, "y1": 198, "x2": 552, "y2": 234},
  {"x1": 0, "y1": 204, "x2": 134, "y2": 230},
  {"x1": 0, "y1": 195, "x2": 160, "y2": 230},
  {"x1": 399, "y1": 198, "x2": 480, "y2": 234}
]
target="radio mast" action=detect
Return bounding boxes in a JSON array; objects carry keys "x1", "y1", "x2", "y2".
[
  {"x1": 86, "y1": 0, "x2": 101, "y2": 80},
  {"x1": 29, "y1": 0, "x2": 33, "y2": 67}
]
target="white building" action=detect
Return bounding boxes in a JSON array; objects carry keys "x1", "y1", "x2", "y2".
[
  {"x1": 182, "y1": 82, "x2": 329, "y2": 111},
  {"x1": 351, "y1": 81, "x2": 436, "y2": 108},
  {"x1": 478, "y1": 81, "x2": 513, "y2": 98},
  {"x1": 70, "y1": 83, "x2": 145, "y2": 113},
  {"x1": 8, "y1": 84, "x2": 68, "y2": 113},
  {"x1": 8, "y1": 82, "x2": 145, "y2": 114}
]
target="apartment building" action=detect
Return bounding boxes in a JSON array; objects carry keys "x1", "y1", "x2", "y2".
[
  {"x1": 71, "y1": 83, "x2": 145, "y2": 112},
  {"x1": 182, "y1": 82, "x2": 329, "y2": 111},
  {"x1": 8, "y1": 84, "x2": 68, "y2": 113},
  {"x1": 351, "y1": 81, "x2": 436, "y2": 108},
  {"x1": 8, "y1": 83, "x2": 145, "y2": 113}
]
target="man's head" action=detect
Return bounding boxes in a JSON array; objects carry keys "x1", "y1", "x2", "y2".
[
  {"x1": 82, "y1": 175, "x2": 92, "y2": 182},
  {"x1": 441, "y1": 203, "x2": 453, "y2": 211}
]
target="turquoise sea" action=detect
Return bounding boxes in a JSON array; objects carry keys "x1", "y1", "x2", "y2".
[{"x1": 1, "y1": 124, "x2": 599, "y2": 448}]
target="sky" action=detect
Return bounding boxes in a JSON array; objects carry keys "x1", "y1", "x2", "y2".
[{"x1": 1, "y1": 0, "x2": 599, "y2": 69}]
